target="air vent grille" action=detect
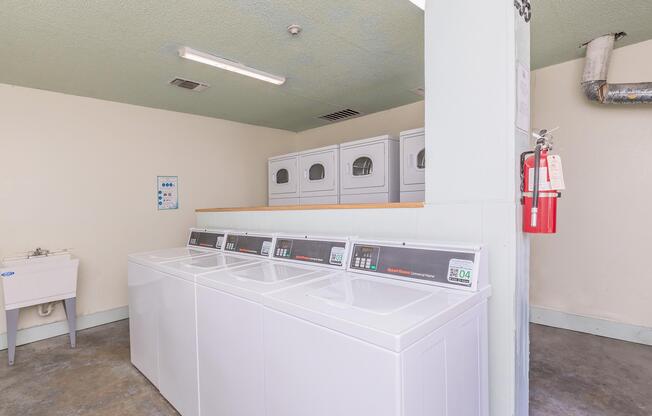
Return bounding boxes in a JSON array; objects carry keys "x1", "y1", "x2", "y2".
[
  {"x1": 318, "y1": 108, "x2": 361, "y2": 122},
  {"x1": 169, "y1": 78, "x2": 209, "y2": 92}
]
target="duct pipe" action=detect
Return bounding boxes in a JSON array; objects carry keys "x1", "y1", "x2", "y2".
[{"x1": 581, "y1": 32, "x2": 652, "y2": 104}]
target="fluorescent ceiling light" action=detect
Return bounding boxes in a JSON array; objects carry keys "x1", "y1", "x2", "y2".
[
  {"x1": 178, "y1": 46, "x2": 286, "y2": 85},
  {"x1": 408, "y1": 0, "x2": 425, "y2": 10}
]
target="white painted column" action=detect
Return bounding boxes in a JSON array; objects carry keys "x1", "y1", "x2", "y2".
[{"x1": 425, "y1": 1, "x2": 530, "y2": 415}]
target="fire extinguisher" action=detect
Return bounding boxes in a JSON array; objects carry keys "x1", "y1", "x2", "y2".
[{"x1": 520, "y1": 128, "x2": 564, "y2": 233}]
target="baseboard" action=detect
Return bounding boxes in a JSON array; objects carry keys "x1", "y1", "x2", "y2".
[
  {"x1": 0, "y1": 306, "x2": 129, "y2": 350},
  {"x1": 530, "y1": 306, "x2": 652, "y2": 346}
]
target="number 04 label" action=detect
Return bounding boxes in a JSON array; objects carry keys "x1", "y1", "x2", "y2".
[{"x1": 447, "y1": 259, "x2": 474, "y2": 286}]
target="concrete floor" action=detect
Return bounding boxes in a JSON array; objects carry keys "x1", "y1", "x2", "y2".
[
  {"x1": 1, "y1": 320, "x2": 651, "y2": 415},
  {"x1": 530, "y1": 323, "x2": 652, "y2": 416},
  {"x1": 0, "y1": 320, "x2": 178, "y2": 416}
]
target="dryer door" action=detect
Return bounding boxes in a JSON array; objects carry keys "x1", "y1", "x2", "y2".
[
  {"x1": 299, "y1": 150, "x2": 337, "y2": 195},
  {"x1": 269, "y1": 155, "x2": 299, "y2": 197},
  {"x1": 340, "y1": 141, "x2": 387, "y2": 192},
  {"x1": 402, "y1": 133, "x2": 425, "y2": 185}
]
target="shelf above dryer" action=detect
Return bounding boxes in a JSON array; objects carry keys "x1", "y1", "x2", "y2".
[{"x1": 195, "y1": 202, "x2": 424, "y2": 213}]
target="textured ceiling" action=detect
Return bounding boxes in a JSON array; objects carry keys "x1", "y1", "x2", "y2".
[
  {"x1": 532, "y1": 0, "x2": 652, "y2": 69},
  {"x1": 3, "y1": 1, "x2": 651, "y2": 131},
  {"x1": 0, "y1": 0, "x2": 424, "y2": 132}
]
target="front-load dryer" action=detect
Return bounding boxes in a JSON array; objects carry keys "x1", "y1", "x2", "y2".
[
  {"x1": 127, "y1": 228, "x2": 226, "y2": 389},
  {"x1": 268, "y1": 152, "x2": 300, "y2": 206},
  {"x1": 400, "y1": 128, "x2": 425, "y2": 202},
  {"x1": 339, "y1": 135, "x2": 399, "y2": 203},
  {"x1": 262, "y1": 239, "x2": 490, "y2": 416},
  {"x1": 195, "y1": 235, "x2": 348, "y2": 416},
  {"x1": 299, "y1": 145, "x2": 339, "y2": 205}
]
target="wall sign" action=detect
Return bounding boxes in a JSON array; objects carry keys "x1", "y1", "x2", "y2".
[{"x1": 157, "y1": 176, "x2": 178, "y2": 210}]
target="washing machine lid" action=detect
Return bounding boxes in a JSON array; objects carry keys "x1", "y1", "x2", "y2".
[
  {"x1": 197, "y1": 235, "x2": 349, "y2": 301},
  {"x1": 197, "y1": 262, "x2": 336, "y2": 302},
  {"x1": 128, "y1": 228, "x2": 227, "y2": 266},
  {"x1": 128, "y1": 246, "x2": 214, "y2": 266},
  {"x1": 264, "y1": 272, "x2": 488, "y2": 352},
  {"x1": 157, "y1": 252, "x2": 258, "y2": 280},
  {"x1": 263, "y1": 239, "x2": 490, "y2": 351}
]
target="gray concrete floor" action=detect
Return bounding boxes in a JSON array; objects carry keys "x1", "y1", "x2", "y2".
[
  {"x1": 530, "y1": 323, "x2": 652, "y2": 416},
  {"x1": 1, "y1": 320, "x2": 651, "y2": 415},
  {"x1": 0, "y1": 320, "x2": 178, "y2": 416}
]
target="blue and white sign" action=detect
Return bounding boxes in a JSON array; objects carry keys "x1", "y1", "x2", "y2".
[
  {"x1": 1, "y1": 271, "x2": 15, "y2": 278},
  {"x1": 157, "y1": 176, "x2": 179, "y2": 210}
]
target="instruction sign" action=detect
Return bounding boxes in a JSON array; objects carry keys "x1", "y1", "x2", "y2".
[{"x1": 157, "y1": 176, "x2": 178, "y2": 210}]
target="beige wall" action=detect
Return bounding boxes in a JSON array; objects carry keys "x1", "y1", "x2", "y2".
[
  {"x1": 0, "y1": 84, "x2": 295, "y2": 334},
  {"x1": 531, "y1": 39, "x2": 652, "y2": 328},
  {"x1": 293, "y1": 101, "x2": 424, "y2": 150}
]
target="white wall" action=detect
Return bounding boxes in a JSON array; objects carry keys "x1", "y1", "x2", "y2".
[
  {"x1": 0, "y1": 84, "x2": 295, "y2": 335},
  {"x1": 530, "y1": 39, "x2": 652, "y2": 328},
  {"x1": 294, "y1": 101, "x2": 424, "y2": 150}
]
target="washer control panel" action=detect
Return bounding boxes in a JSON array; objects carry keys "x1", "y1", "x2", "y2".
[
  {"x1": 349, "y1": 243, "x2": 478, "y2": 288},
  {"x1": 273, "y1": 238, "x2": 346, "y2": 267},
  {"x1": 188, "y1": 230, "x2": 224, "y2": 250},
  {"x1": 224, "y1": 234, "x2": 273, "y2": 257},
  {"x1": 350, "y1": 245, "x2": 380, "y2": 271}
]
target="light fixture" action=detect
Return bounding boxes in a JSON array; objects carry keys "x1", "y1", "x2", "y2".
[
  {"x1": 178, "y1": 46, "x2": 286, "y2": 85},
  {"x1": 408, "y1": 0, "x2": 425, "y2": 10}
]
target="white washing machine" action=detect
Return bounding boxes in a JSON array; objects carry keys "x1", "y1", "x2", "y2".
[
  {"x1": 151, "y1": 232, "x2": 272, "y2": 416},
  {"x1": 299, "y1": 145, "x2": 339, "y2": 205},
  {"x1": 268, "y1": 152, "x2": 300, "y2": 206},
  {"x1": 196, "y1": 235, "x2": 348, "y2": 416},
  {"x1": 262, "y1": 239, "x2": 490, "y2": 416},
  {"x1": 339, "y1": 135, "x2": 400, "y2": 203},
  {"x1": 400, "y1": 128, "x2": 426, "y2": 202},
  {"x1": 127, "y1": 228, "x2": 226, "y2": 389}
]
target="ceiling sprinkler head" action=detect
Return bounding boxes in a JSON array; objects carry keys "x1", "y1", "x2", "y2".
[{"x1": 287, "y1": 24, "x2": 302, "y2": 36}]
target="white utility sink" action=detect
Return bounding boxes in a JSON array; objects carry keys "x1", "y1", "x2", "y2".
[{"x1": 1, "y1": 249, "x2": 79, "y2": 365}]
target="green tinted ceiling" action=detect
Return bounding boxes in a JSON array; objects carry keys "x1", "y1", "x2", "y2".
[
  {"x1": 0, "y1": 0, "x2": 424, "y2": 132},
  {"x1": 3, "y1": 1, "x2": 651, "y2": 131},
  {"x1": 532, "y1": 0, "x2": 652, "y2": 69}
]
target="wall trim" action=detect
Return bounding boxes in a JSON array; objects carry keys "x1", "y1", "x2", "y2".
[
  {"x1": 530, "y1": 306, "x2": 652, "y2": 346},
  {"x1": 0, "y1": 306, "x2": 129, "y2": 350}
]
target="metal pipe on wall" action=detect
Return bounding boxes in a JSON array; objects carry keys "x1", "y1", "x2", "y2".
[{"x1": 581, "y1": 32, "x2": 652, "y2": 104}]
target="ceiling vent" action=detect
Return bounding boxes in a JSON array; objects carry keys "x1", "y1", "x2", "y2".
[
  {"x1": 411, "y1": 86, "x2": 425, "y2": 97},
  {"x1": 169, "y1": 77, "x2": 209, "y2": 92},
  {"x1": 318, "y1": 108, "x2": 361, "y2": 122}
]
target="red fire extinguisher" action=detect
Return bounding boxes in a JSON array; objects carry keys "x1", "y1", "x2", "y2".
[{"x1": 520, "y1": 129, "x2": 564, "y2": 233}]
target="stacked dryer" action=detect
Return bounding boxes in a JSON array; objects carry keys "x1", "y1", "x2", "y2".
[
  {"x1": 268, "y1": 152, "x2": 300, "y2": 206},
  {"x1": 269, "y1": 145, "x2": 339, "y2": 205},
  {"x1": 268, "y1": 129, "x2": 425, "y2": 205},
  {"x1": 400, "y1": 127, "x2": 426, "y2": 202},
  {"x1": 339, "y1": 134, "x2": 400, "y2": 203}
]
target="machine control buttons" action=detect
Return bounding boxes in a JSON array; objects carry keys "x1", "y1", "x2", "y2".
[
  {"x1": 188, "y1": 231, "x2": 223, "y2": 249},
  {"x1": 350, "y1": 245, "x2": 380, "y2": 271},
  {"x1": 225, "y1": 235, "x2": 273, "y2": 256},
  {"x1": 273, "y1": 238, "x2": 346, "y2": 266}
]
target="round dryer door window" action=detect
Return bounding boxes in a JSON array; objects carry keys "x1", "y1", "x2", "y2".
[
  {"x1": 352, "y1": 157, "x2": 373, "y2": 176},
  {"x1": 275, "y1": 168, "x2": 289, "y2": 184},
  {"x1": 308, "y1": 164, "x2": 325, "y2": 181},
  {"x1": 417, "y1": 149, "x2": 425, "y2": 169}
]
